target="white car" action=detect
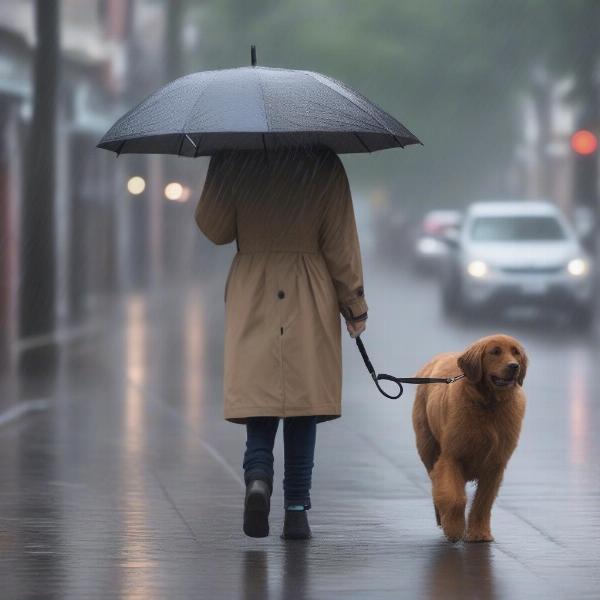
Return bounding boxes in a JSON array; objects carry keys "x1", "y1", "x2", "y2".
[{"x1": 441, "y1": 201, "x2": 594, "y2": 325}]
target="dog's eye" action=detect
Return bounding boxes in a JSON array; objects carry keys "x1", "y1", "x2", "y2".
[
  {"x1": 490, "y1": 346, "x2": 501, "y2": 355},
  {"x1": 512, "y1": 347, "x2": 520, "y2": 356}
]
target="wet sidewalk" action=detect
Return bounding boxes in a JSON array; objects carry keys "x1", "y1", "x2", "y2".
[{"x1": 0, "y1": 264, "x2": 599, "y2": 599}]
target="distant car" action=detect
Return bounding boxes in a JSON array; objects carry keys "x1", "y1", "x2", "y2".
[
  {"x1": 412, "y1": 210, "x2": 462, "y2": 273},
  {"x1": 441, "y1": 201, "x2": 595, "y2": 325}
]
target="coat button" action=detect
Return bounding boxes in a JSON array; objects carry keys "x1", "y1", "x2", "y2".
[{"x1": 277, "y1": 290, "x2": 285, "y2": 299}]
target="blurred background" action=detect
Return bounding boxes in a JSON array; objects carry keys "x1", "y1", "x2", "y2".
[
  {"x1": 0, "y1": 2, "x2": 599, "y2": 597},
  {"x1": 2, "y1": 1, "x2": 599, "y2": 371}
]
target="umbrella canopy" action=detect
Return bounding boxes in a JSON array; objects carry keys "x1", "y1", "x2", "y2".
[{"x1": 97, "y1": 48, "x2": 421, "y2": 157}]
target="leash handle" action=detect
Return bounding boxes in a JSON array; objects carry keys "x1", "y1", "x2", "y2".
[
  {"x1": 356, "y1": 337, "x2": 403, "y2": 399},
  {"x1": 355, "y1": 335, "x2": 375, "y2": 378},
  {"x1": 373, "y1": 373, "x2": 404, "y2": 399},
  {"x1": 355, "y1": 336, "x2": 464, "y2": 400}
]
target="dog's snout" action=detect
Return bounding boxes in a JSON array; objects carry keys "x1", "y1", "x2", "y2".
[{"x1": 507, "y1": 362, "x2": 519, "y2": 372}]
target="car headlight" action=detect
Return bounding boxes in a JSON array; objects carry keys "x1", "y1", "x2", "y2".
[
  {"x1": 567, "y1": 258, "x2": 589, "y2": 277},
  {"x1": 417, "y1": 237, "x2": 441, "y2": 254},
  {"x1": 467, "y1": 260, "x2": 489, "y2": 278}
]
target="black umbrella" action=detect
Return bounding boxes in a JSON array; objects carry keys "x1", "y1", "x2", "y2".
[{"x1": 97, "y1": 47, "x2": 420, "y2": 157}]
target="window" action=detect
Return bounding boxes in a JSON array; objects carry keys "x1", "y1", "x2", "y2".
[{"x1": 470, "y1": 216, "x2": 566, "y2": 241}]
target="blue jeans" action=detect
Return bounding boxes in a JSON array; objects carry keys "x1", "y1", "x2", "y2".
[{"x1": 243, "y1": 416, "x2": 318, "y2": 510}]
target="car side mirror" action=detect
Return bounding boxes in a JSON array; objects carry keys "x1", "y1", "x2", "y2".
[{"x1": 442, "y1": 228, "x2": 461, "y2": 249}]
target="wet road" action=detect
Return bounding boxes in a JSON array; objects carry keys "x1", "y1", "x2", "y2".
[{"x1": 1, "y1": 248, "x2": 599, "y2": 599}]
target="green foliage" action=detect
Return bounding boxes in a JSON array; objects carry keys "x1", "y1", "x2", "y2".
[{"x1": 184, "y1": 0, "x2": 596, "y2": 213}]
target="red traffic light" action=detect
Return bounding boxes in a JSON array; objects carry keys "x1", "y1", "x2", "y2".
[{"x1": 571, "y1": 130, "x2": 598, "y2": 155}]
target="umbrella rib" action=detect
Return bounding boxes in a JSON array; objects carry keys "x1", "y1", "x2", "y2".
[
  {"x1": 181, "y1": 71, "x2": 219, "y2": 143},
  {"x1": 254, "y1": 68, "x2": 271, "y2": 133},
  {"x1": 177, "y1": 135, "x2": 185, "y2": 156},
  {"x1": 305, "y1": 71, "x2": 406, "y2": 144},
  {"x1": 392, "y1": 135, "x2": 405, "y2": 148},
  {"x1": 116, "y1": 140, "x2": 126, "y2": 156},
  {"x1": 354, "y1": 134, "x2": 371, "y2": 153}
]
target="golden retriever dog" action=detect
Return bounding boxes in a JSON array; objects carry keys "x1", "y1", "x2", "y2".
[{"x1": 412, "y1": 334, "x2": 527, "y2": 543}]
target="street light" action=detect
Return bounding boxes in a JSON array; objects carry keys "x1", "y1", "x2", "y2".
[
  {"x1": 165, "y1": 182, "x2": 185, "y2": 202},
  {"x1": 127, "y1": 176, "x2": 146, "y2": 195}
]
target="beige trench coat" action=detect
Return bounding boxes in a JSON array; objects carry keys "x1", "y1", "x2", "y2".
[{"x1": 195, "y1": 148, "x2": 368, "y2": 424}]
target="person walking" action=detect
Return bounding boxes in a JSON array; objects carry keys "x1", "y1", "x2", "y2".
[{"x1": 195, "y1": 145, "x2": 368, "y2": 539}]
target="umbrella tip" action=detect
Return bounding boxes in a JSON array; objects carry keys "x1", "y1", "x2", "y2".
[{"x1": 251, "y1": 45, "x2": 257, "y2": 66}]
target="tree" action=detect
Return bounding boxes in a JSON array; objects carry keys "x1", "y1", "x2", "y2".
[{"x1": 189, "y1": 1, "x2": 543, "y2": 207}]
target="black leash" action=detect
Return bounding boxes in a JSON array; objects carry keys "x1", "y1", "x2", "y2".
[{"x1": 356, "y1": 336, "x2": 465, "y2": 399}]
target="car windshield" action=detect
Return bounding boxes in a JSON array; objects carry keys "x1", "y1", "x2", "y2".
[{"x1": 470, "y1": 216, "x2": 566, "y2": 241}]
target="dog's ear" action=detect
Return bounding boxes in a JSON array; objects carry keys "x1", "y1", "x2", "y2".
[
  {"x1": 457, "y1": 340, "x2": 485, "y2": 383},
  {"x1": 517, "y1": 344, "x2": 528, "y2": 386}
]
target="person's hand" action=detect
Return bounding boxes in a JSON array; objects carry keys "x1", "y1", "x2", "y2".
[{"x1": 346, "y1": 318, "x2": 367, "y2": 339}]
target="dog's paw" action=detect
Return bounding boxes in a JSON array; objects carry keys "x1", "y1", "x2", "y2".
[
  {"x1": 444, "y1": 531, "x2": 463, "y2": 543},
  {"x1": 465, "y1": 529, "x2": 494, "y2": 543},
  {"x1": 441, "y1": 516, "x2": 465, "y2": 543}
]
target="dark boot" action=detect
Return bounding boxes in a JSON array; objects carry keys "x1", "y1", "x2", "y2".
[
  {"x1": 243, "y1": 480, "x2": 271, "y2": 538},
  {"x1": 281, "y1": 509, "x2": 312, "y2": 540}
]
